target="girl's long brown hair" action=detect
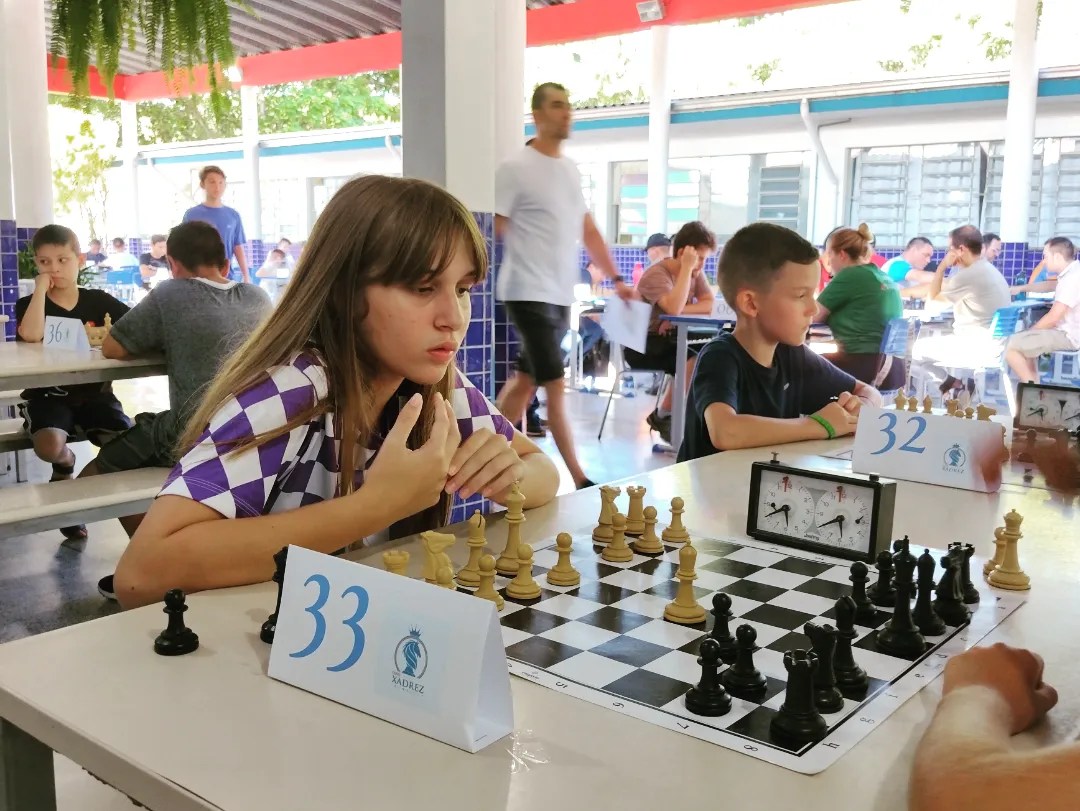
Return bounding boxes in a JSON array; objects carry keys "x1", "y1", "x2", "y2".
[{"x1": 178, "y1": 175, "x2": 489, "y2": 529}]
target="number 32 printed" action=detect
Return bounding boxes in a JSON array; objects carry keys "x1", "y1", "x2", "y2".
[
  {"x1": 289, "y1": 574, "x2": 371, "y2": 672},
  {"x1": 871, "y1": 412, "x2": 927, "y2": 455}
]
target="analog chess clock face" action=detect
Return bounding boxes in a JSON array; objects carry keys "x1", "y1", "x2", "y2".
[
  {"x1": 1015, "y1": 382, "x2": 1080, "y2": 433},
  {"x1": 747, "y1": 460, "x2": 896, "y2": 563}
]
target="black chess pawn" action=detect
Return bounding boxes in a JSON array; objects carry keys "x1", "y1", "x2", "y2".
[
  {"x1": 721, "y1": 624, "x2": 768, "y2": 697},
  {"x1": 932, "y1": 552, "x2": 972, "y2": 627},
  {"x1": 154, "y1": 589, "x2": 200, "y2": 656},
  {"x1": 875, "y1": 555, "x2": 927, "y2": 658},
  {"x1": 804, "y1": 622, "x2": 845, "y2": 713},
  {"x1": 1017, "y1": 429, "x2": 1037, "y2": 463},
  {"x1": 848, "y1": 561, "x2": 878, "y2": 625},
  {"x1": 708, "y1": 593, "x2": 738, "y2": 665},
  {"x1": 684, "y1": 637, "x2": 732, "y2": 716},
  {"x1": 832, "y1": 596, "x2": 869, "y2": 698},
  {"x1": 960, "y1": 544, "x2": 980, "y2": 604},
  {"x1": 867, "y1": 550, "x2": 896, "y2": 608},
  {"x1": 260, "y1": 546, "x2": 289, "y2": 644},
  {"x1": 769, "y1": 649, "x2": 828, "y2": 745},
  {"x1": 912, "y1": 550, "x2": 946, "y2": 636}
]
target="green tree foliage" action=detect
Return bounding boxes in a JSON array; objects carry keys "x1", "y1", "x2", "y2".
[
  {"x1": 52, "y1": 119, "x2": 114, "y2": 241},
  {"x1": 572, "y1": 40, "x2": 647, "y2": 108},
  {"x1": 749, "y1": 60, "x2": 781, "y2": 85}
]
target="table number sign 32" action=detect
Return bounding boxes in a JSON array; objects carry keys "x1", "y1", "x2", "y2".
[
  {"x1": 268, "y1": 546, "x2": 513, "y2": 753},
  {"x1": 852, "y1": 405, "x2": 1005, "y2": 493}
]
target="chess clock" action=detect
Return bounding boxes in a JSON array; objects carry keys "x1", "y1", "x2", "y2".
[
  {"x1": 747, "y1": 458, "x2": 897, "y2": 564},
  {"x1": 1014, "y1": 382, "x2": 1080, "y2": 434}
]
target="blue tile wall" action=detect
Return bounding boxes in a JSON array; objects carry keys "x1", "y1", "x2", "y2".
[
  {"x1": 577, "y1": 245, "x2": 719, "y2": 285},
  {"x1": 448, "y1": 210, "x2": 498, "y2": 526},
  {"x1": 875, "y1": 243, "x2": 1041, "y2": 285},
  {"x1": 1, "y1": 219, "x2": 16, "y2": 341}
]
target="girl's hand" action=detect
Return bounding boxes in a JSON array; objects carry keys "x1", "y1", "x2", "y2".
[{"x1": 445, "y1": 429, "x2": 524, "y2": 500}]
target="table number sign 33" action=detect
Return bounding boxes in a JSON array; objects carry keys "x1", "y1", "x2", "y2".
[
  {"x1": 852, "y1": 405, "x2": 1005, "y2": 493},
  {"x1": 268, "y1": 546, "x2": 513, "y2": 752}
]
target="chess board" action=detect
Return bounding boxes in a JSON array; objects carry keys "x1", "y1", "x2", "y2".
[{"x1": 489, "y1": 527, "x2": 1024, "y2": 774}]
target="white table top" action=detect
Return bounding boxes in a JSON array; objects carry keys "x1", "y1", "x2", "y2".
[
  {"x1": 0, "y1": 341, "x2": 166, "y2": 390},
  {"x1": 0, "y1": 440, "x2": 1077, "y2": 811}
]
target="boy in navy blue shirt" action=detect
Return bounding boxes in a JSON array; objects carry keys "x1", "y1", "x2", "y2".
[{"x1": 678, "y1": 223, "x2": 882, "y2": 461}]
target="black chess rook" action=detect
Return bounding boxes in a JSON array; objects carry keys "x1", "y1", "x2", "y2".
[
  {"x1": 769, "y1": 650, "x2": 828, "y2": 745},
  {"x1": 154, "y1": 589, "x2": 200, "y2": 656}
]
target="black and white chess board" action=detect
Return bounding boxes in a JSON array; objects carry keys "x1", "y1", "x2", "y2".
[{"x1": 489, "y1": 527, "x2": 1024, "y2": 774}]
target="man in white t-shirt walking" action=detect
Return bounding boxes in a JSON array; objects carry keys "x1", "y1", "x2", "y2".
[
  {"x1": 495, "y1": 82, "x2": 633, "y2": 490},
  {"x1": 1004, "y1": 237, "x2": 1080, "y2": 383}
]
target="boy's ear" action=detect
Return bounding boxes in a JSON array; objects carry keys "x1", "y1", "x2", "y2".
[
  {"x1": 735, "y1": 288, "x2": 758, "y2": 318},
  {"x1": 78, "y1": 252, "x2": 86, "y2": 265}
]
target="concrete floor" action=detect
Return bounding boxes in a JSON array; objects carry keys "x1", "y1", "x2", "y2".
[{"x1": 0, "y1": 373, "x2": 672, "y2": 644}]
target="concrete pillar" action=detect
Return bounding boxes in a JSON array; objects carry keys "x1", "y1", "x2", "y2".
[
  {"x1": 120, "y1": 101, "x2": 141, "y2": 237},
  {"x1": 646, "y1": 25, "x2": 671, "y2": 237},
  {"x1": 3, "y1": 0, "x2": 52, "y2": 225},
  {"x1": 998, "y1": 0, "x2": 1040, "y2": 243},
  {"x1": 240, "y1": 84, "x2": 262, "y2": 243}
]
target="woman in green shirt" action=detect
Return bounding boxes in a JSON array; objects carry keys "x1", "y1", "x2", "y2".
[{"x1": 816, "y1": 224, "x2": 905, "y2": 389}]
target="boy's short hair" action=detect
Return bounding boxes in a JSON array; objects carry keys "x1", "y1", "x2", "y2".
[
  {"x1": 31, "y1": 225, "x2": 80, "y2": 254},
  {"x1": 112, "y1": 237, "x2": 126, "y2": 249},
  {"x1": 167, "y1": 221, "x2": 228, "y2": 270},
  {"x1": 150, "y1": 233, "x2": 167, "y2": 245},
  {"x1": 672, "y1": 221, "x2": 717, "y2": 255},
  {"x1": 718, "y1": 223, "x2": 819, "y2": 308},
  {"x1": 948, "y1": 224, "x2": 983, "y2": 254},
  {"x1": 1045, "y1": 236, "x2": 1077, "y2": 261},
  {"x1": 906, "y1": 236, "x2": 932, "y2": 250},
  {"x1": 199, "y1": 165, "x2": 226, "y2": 184}
]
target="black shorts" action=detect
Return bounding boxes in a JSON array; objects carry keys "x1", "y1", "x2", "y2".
[
  {"x1": 623, "y1": 332, "x2": 702, "y2": 376},
  {"x1": 94, "y1": 412, "x2": 178, "y2": 473},
  {"x1": 823, "y1": 352, "x2": 906, "y2": 390},
  {"x1": 20, "y1": 393, "x2": 132, "y2": 446},
  {"x1": 505, "y1": 301, "x2": 571, "y2": 385}
]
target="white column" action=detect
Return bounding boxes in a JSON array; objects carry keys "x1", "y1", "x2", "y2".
[
  {"x1": 3, "y1": 0, "x2": 52, "y2": 225},
  {"x1": 120, "y1": 101, "x2": 141, "y2": 237},
  {"x1": 646, "y1": 24, "x2": 671, "y2": 237},
  {"x1": 401, "y1": 0, "x2": 525, "y2": 210},
  {"x1": 998, "y1": 0, "x2": 1040, "y2": 243},
  {"x1": 240, "y1": 84, "x2": 262, "y2": 242},
  {"x1": 0, "y1": 6, "x2": 14, "y2": 223},
  {"x1": 593, "y1": 160, "x2": 612, "y2": 238}
]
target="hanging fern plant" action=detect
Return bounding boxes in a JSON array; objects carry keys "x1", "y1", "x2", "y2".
[{"x1": 49, "y1": 0, "x2": 246, "y2": 121}]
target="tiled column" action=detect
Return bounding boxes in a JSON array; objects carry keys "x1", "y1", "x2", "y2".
[{"x1": 401, "y1": 0, "x2": 525, "y2": 523}]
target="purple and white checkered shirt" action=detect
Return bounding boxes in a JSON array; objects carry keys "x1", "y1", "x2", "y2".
[{"x1": 160, "y1": 352, "x2": 514, "y2": 522}]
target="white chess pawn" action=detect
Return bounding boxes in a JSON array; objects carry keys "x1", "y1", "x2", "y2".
[
  {"x1": 474, "y1": 554, "x2": 504, "y2": 611},
  {"x1": 662, "y1": 497, "x2": 690, "y2": 543},
  {"x1": 602, "y1": 513, "x2": 633, "y2": 562},
  {"x1": 546, "y1": 533, "x2": 581, "y2": 587},
  {"x1": 632, "y1": 506, "x2": 664, "y2": 555},
  {"x1": 506, "y1": 544, "x2": 542, "y2": 600}
]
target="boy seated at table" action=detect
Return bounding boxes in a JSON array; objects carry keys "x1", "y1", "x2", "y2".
[
  {"x1": 626, "y1": 220, "x2": 716, "y2": 442},
  {"x1": 1004, "y1": 237, "x2": 1080, "y2": 384},
  {"x1": 15, "y1": 225, "x2": 132, "y2": 540},
  {"x1": 84, "y1": 222, "x2": 272, "y2": 598},
  {"x1": 677, "y1": 222, "x2": 882, "y2": 461}
]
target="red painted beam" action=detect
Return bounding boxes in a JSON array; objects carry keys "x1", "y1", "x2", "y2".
[
  {"x1": 47, "y1": 0, "x2": 842, "y2": 101},
  {"x1": 47, "y1": 56, "x2": 122, "y2": 97}
]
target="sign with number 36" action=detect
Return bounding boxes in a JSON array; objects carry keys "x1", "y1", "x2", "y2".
[{"x1": 851, "y1": 405, "x2": 1005, "y2": 493}]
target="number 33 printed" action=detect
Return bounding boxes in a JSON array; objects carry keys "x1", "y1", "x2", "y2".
[
  {"x1": 289, "y1": 574, "x2": 370, "y2": 672},
  {"x1": 871, "y1": 412, "x2": 927, "y2": 455}
]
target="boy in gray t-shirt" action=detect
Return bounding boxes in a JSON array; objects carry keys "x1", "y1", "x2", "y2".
[{"x1": 91, "y1": 222, "x2": 271, "y2": 478}]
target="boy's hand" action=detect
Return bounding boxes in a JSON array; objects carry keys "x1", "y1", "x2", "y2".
[
  {"x1": 445, "y1": 429, "x2": 524, "y2": 500},
  {"x1": 34, "y1": 274, "x2": 53, "y2": 293},
  {"x1": 836, "y1": 390, "x2": 862, "y2": 415},
  {"x1": 942, "y1": 644, "x2": 1058, "y2": 735},
  {"x1": 813, "y1": 401, "x2": 860, "y2": 438},
  {"x1": 363, "y1": 393, "x2": 455, "y2": 515},
  {"x1": 680, "y1": 246, "x2": 699, "y2": 273}
]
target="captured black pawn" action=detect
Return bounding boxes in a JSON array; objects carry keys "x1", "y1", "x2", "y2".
[
  {"x1": 684, "y1": 637, "x2": 732, "y2": 716},
  {"x1": 804, "y1": 622, "x2": 845, "y2": 713},
  {"x1": 912, "y1": 550, "x2": 946, "y2": 636},
  {"x1": 867, "y1": 550, "x2": 896, "y2": 607},
  {"x1": 721, "y1": 624, "x2": 768, "y2": 697},
  {"x1": 875, "y1": 554, "x2": 926, "y2": 658},
  {"x1": 769, "y1": 650, "x2": 827, "y2": 745},
  {"x1": 932, "y1": 551, "x2": 971, "y2": 627},
  {"x1": 154, "y1": 589, "x2": 199, "y2": 656},
  {"x1": 708, "y1": 593, "x2": 738, "y2": 665},
  {"x1": 832, "y1": 596, "x2": 868, "y2": 697},
  {"x1": 261, "y1": 546, "x2": 289, "y2": 644},
  {"x1": 848, "y1": 561, "x2": 878, "y2": 625}
]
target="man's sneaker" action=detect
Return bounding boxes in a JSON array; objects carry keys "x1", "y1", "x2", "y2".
[
  {"x1": 98, "y1": 574, "x2": 117, "y2": 602},
  {"x1": 525, "y1": 417, "x2": 547, "y2": 437},
  {"x1": 645, "y1": 409, "x2": 672, "y2": 444}
]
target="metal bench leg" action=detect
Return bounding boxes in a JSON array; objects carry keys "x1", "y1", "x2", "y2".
[{"x1": 0, "y1": 719, "x2": 57, "y2": 811}]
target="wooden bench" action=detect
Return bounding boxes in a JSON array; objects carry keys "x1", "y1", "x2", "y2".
[
  {"x1": 0, "y1": 417, "x2": 33, "y2": 454},
  {"x1": 0, "y1": 467, "x2": 171, "y2": 539}
]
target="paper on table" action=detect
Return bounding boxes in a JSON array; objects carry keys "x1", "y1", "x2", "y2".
[{"x1": 600, "y1": 298, "x2": 651, "y2": 353}]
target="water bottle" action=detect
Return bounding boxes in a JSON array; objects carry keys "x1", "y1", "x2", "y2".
[{"x1": 1014, "y1": 273, "x2": 1027, "y2": 301}]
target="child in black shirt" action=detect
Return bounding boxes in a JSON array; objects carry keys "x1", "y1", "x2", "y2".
[
  {"x1": 678, "y1": 223, "x2": 882, "y2": 461},
  {"x1": 15, "y1": 225, "x2": 133, "y2": 539}
]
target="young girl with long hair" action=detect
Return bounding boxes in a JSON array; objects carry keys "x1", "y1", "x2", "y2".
[{"x1": 114, "y1": 176, "x2": 560, "y2": 608}]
